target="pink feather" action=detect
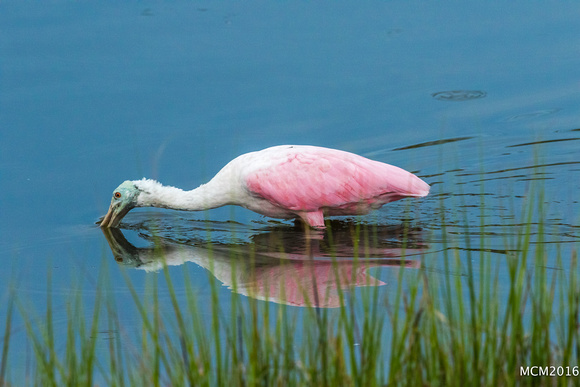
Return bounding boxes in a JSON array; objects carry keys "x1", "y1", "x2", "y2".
[{"x1": 244, "y1": 146, "x2": 429, "y2": 228}]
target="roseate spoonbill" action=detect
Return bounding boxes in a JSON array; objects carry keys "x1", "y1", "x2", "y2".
[{"x1": 99, "y1": 145, "x2": 429, "y2": 229}]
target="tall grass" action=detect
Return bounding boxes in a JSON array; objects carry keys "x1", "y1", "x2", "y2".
[{"x1": 1, "y1": 187, "x2": 578, "y2": 386}]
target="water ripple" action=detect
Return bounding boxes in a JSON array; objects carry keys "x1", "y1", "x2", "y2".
[
  {"x1": 507, "y1": 137, "x2": 580, "y2": 148},
  {"x1": 502, "y1": 108, "x2": 561, "y2": 122},
  {"x1": 393, "y1": 136, "x2": 474, "y2": 151},
  {"x1": 432, "y1": 90, "x2": 487, "y2": 102}
]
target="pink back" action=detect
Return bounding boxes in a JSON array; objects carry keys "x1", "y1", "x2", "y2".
[{"x1": 245, "y1": 147, "x2": 428, "y2": 212}]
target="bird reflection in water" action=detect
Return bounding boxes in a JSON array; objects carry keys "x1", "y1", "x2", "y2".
[{"x1": 101, "y1": 220, "x2": 426, "y2": 308}]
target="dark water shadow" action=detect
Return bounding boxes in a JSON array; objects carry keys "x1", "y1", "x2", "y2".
[{"x1": 101, "y1": 220, "x2": 426, "y2": 308}]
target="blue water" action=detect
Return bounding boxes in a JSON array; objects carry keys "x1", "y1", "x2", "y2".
[{"x1": 1, "y1": 1, "x2": 579, "y2": 382}]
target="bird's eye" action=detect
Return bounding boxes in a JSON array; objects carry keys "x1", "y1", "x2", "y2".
[{"x1": 114, "y1": 192, "x2": 122, "y2": 199}]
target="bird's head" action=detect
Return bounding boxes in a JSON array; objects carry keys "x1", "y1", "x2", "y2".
[{"x1": 100, "y1": 180, "x2": 141, "y2": 228}]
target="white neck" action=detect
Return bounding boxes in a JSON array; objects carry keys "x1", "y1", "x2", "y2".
[{"x1": 134, "y1": 178, "x2": 233, "y2": 211}]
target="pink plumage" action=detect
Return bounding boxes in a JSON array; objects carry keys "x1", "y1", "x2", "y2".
[{"x1": 241, "y1": 146, "x2": 429, "y2": 228}]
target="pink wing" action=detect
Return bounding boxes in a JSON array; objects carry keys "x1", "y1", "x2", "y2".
[{"x1": 245, "y1": 148, "x2": 429, "y2": 216}]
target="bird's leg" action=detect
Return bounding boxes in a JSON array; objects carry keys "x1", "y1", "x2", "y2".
[{"x1": 298, "y1": 211, "x2": 326, "y2": 230}]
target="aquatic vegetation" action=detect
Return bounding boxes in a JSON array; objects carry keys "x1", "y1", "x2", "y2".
[{"x1": 0, "y1": 185, "x2": 578, "y2": 386}]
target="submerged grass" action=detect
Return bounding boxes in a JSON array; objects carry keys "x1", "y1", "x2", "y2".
[{"x1": 1, "y1": 186, "x2": 579, "y2": 386}]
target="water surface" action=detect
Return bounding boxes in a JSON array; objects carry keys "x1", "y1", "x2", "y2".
[{"x1": 1, "y1": 1, "x2": 579, "y2": 380}]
